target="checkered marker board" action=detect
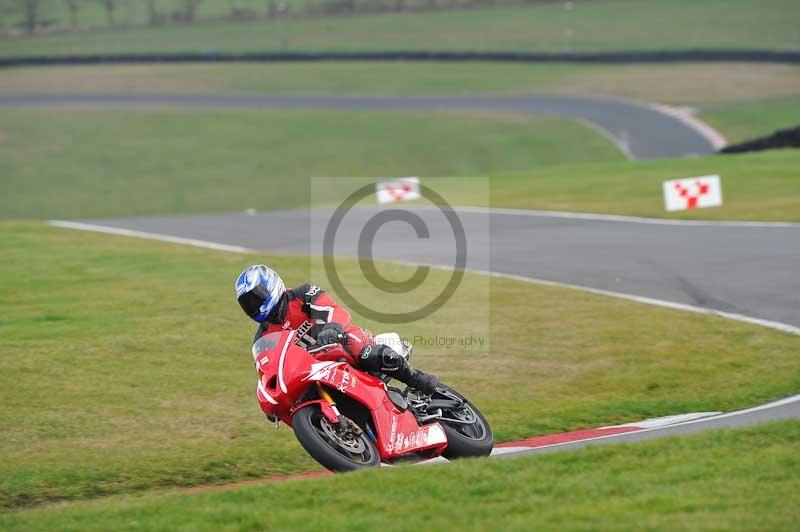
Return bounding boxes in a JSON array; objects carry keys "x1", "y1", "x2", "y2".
[
  {"x1": 663, "y1": 175, "x2": 723, "y2": 212},
  {"x1": 375, "y1": 177, "x2": 421, "y2": 205}
]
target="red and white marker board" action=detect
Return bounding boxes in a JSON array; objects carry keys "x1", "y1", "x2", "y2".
[
  {"x1": 375, "y1": 177, "x2": 421, "y2": 205},
  {"x1": 663, "y1": 175, "x2": 723, "y2": 212}
]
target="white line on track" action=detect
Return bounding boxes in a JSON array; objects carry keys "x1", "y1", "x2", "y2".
[
  {"x1": 648, "y1": 103, "x2": 728, "y2": 150},
  {"x1": 567, "y1": 93, "x2": 728, "y2": 151},
  {"x1": 48, "y1": 220, "x2": 254, "y2": 253},
  {"x1": 416, "y1": 394, "x2": 799, "y2": 463},
  {"x1": 602, "y1": 412, "x2": 722, "y2": 429},
  {"x1": 575, "y1": 118, "x2": 634, "y2": 160},
  {"x1": 698, "y1": 393, "x2": 800, "y2": 419},
  {"x1": 438, "y1": 205, "x2": 800, "y2": 228},
  {"x1": 466, "y1": 268, "x2": 800, "y2": 336},
  {"x1": 506, "y1": 393, "x2": 800, "y2": 454},
  {"x1": 48, "y1": 218, "x2": 800, "y2": 336}
]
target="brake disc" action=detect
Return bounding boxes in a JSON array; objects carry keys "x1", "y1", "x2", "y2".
[{"x1": 320, "y1": 418, "x2": 367, "y2": 453}]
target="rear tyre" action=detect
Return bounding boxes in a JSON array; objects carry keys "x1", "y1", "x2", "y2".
[
  {"x1": 435, "y1": 384, "x2": 493, "y2": 460},
  {"x1": 292, "y1": 404, "x2": 381, "y2": 472}
]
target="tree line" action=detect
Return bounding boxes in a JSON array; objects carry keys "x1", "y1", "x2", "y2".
[{"x1": 2, "y1": 0, "x2": 568, "y2": 35}]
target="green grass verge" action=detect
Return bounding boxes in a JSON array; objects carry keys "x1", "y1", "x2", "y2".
[
  {"x1": 2, "y1": 421, "x2": 798, "y2": 530},
  {"x1": 436, "y1": 149, "x2": 800, "y2": 221},
  {"x1": 1, "y1": 223, "x2": 798, "y2": 509},
  {"x1": 2, "y1": 62, "x2": 799, "y2": 107},
  {"x1": 2, "y1": 107, "x2": 799, "y2": 222},
  {"x1": 701, "y1": 96, "x2": 800, "y2": 144},
  {"x1": 0, "y1": 107, "x2": 622, "y2": 220},
  {"x1": 2, "y1": 0, "x2": 798, "y2": 56}
]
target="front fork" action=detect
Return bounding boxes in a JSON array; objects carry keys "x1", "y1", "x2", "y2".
[
  {"x1": 293, "y1": 384, "x2": 373, "y2": 441},
  {"x1": 316, "y1": 383, "x2": 348, "y2": 430}
]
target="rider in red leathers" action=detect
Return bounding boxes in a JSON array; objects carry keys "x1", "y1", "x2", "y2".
[{"x1": 235, "y1": 265, "x2": 439, "y2": 396}]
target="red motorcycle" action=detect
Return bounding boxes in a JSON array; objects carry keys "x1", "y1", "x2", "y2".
[{"x1": 252, "y1": 330, "x2": 493, "y2": 471}]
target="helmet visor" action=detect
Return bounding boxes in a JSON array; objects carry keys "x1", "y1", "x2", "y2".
[{"x1": 237, "y1": 287, "x2": 267, "y2": 319}]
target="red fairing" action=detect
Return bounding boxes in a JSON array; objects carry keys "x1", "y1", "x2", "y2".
[
  {"x1": 305, "y1": 362, "x2": 448, "y2": 460},
  {"x1": 252, "y1": 328, "x2": 448, "y2": 461}
]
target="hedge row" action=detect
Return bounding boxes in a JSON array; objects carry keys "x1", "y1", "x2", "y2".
[{"x1": 2, "y1": 49, "x2": 799, "y2": 68}]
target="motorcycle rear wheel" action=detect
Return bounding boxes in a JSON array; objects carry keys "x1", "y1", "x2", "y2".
[
  {"x1": 435, "y1": 384, "x2": 494, "y2": 460},
  {"x1": 292, "y1": 404, "x2": 381, "y2": 472}
]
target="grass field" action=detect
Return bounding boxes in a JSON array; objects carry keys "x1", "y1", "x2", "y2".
[
  {"x1": 2, "y1": 62, "x2": 799, "y2": 107},
  {"x1": 0, "y1": 107, "x2": 623, "y2": 220},
  {"x1": 702, "y1": 96, "x2": 800, "y2": 143},
  {"x1": 1, "y1": 104, "x2": 797, "y2": 221},
  {"x1": 312, "y1": 149, "x2": 800, "y2": 221},
  {"x1": 437, "y1": 149, "x2": 800, "y2": 221},
  {"x1": 1, "y1": 420, "x2": 797, "y2": 531},
  {"x1": 1, "y1": 222, "x2": 798, "y2": 510},
  {"x1": 2, "y1": 1, "x2": 799, "y2": 57}
]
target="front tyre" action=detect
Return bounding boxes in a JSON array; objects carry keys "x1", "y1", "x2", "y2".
[
  {"x1": 435, "y1": 384, "x2": 493, "y2": 460},
  {"x1": 292, "y1": 405, "x2": 381, "y2": 472}
]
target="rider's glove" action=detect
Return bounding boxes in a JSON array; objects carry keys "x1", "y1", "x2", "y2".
[{"x1": 315, "y1": 322, "x2": 346, "y2": 346}]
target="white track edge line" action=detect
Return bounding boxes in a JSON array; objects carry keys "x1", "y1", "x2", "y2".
[
  {"x1": 571, "y1": 93, "x2": 727, "y2": 150},
  {"x1": 49, "y1": 220, "x2": 255, "y2": 253},
  {"x1": 505, "y1": 393, "x2": 800, "y2": 453},
  {"x1": 279, "y1": 205, "x2": 800, "y2": 228},
  {"x1": 479, "y1": 270, "x2": 800, "y2": 336},
  {"x1": 575, "y1": 118, "x2": 634, "y2": 160},
  {"x1": 649, "y1": 103, "x2": 728, "y2": 150},
  {"x1": 441, "y1": 206, "x2": 800, "y2": 228},
  {"x1": 48, "y1": 220, "x2": 800, "y2": 336},
  {"x1": 603, "y1": 411, "x2": 722, "y2": 429}
]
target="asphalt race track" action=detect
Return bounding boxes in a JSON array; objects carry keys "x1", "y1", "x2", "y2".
[
  {"x1": 67, "y1": 207, "x2": 800, "y2": 329},
  {"x1": 0, "y1": 92, "x2": 721, "y2": 159}
]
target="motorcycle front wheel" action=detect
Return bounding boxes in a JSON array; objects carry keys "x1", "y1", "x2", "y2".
[{"x1": 292, "y1": 404, "x2": 381, "y2": 472}]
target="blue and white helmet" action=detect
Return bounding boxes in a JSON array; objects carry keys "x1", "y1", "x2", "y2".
[{"x1": 235, "y1": 265, "x2": 286, "y2": 323}]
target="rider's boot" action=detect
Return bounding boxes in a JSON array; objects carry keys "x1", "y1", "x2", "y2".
[
  {"x1": 390, "y1": 356, "x2": 440, "y2": 396},
  {"x1": 401, "y1": 366, "x2": 439, "y2": 396},
  {"x1": 359, "y1": 344, "x2": 439, "y2": 395}
]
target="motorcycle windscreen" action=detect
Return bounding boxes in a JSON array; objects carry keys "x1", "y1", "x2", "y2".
[{"x1": 252, "y1": 331, "x2": 285, "y2": 369}]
